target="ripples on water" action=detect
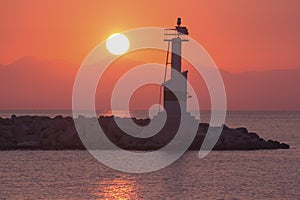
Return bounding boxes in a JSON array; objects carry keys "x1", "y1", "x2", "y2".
[
  {"x1": 0, "y1": 111, "x2": 299, "y2": 199},
  {"x1": 0, "y1": 150, "x2": 299, "y2": 199}
]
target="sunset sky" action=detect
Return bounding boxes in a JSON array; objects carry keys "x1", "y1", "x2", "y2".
[
  {"x1": 0, "y1": 0, "x2": 299, "y2": 110},
  {"x1": 1, "y1": 0, "x2": 300, "y2": 72}
]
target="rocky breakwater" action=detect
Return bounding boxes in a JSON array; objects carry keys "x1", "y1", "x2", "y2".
[{"x1": 0, "y1": 115, "x2": 289, "y2": 150}]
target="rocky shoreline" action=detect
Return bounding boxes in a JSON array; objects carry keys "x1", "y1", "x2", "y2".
[{"x1": 0, "y1": 115, "x2": 289, "y2": 150}]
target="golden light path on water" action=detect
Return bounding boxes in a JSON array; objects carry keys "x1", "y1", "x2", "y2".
[{"x1": 93, "y1": 178, "x2": 138, "y2": 200}]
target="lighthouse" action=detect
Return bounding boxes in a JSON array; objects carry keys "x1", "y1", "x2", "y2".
[{"x1": 162, "y1": 18, "x2": 189, "y2": 116}]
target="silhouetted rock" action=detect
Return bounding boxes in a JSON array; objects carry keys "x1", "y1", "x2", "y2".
[{"x1": 0, "y1": 115, "x2": 290, "y2": 150}]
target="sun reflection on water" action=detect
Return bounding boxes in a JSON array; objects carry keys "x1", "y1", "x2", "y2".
[{"x1": 93, "y1": 178, "x2": 139, "y2": 200}]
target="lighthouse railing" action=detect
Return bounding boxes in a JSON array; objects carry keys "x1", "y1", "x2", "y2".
[{"x1": 164, "y1": 29, "x2": 189, "y2": 42}]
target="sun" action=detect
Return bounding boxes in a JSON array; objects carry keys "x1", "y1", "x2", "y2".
[{"x1": 106, "y1": 33, "x2": 130, "y2": 55}]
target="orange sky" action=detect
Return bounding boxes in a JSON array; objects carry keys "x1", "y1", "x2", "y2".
[{"x1": 1, "y1": 0, "x2": 300, "y2": 72}]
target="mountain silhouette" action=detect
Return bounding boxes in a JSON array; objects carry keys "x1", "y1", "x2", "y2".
[{"x1": 0, "y1": 57, "x2": 299, "y2": 110}]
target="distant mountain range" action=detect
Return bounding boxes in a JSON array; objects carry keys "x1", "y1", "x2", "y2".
[
  {"x1": 221, "y1": 69, "x2": 300, "y2": 110},
  {"x1": 0, "y1": 57, "x2": 299, "y2": 110}
]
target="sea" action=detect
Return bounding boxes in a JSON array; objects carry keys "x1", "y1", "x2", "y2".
[{"x1": 0, "y1": 110, "x2": 299, "y2": 199}]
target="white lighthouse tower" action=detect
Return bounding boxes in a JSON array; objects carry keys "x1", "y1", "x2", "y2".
[{"x1": 162, "y1": 18, "x2": 189, "y2": 116}]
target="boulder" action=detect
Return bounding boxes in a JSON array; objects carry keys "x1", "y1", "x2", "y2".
[{"x1": 0, "y1": 115, "x2": 290, "y2": 150}]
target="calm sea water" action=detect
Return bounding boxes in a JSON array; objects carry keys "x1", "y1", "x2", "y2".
[{"x1": 0, "y1": 111, "x2": 299, "y2": 199}]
